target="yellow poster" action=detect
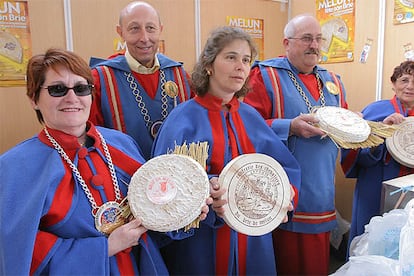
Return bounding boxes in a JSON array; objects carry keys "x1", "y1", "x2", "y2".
[
  {"x1": 316, "y1": 0, "x2": 355, "y2": 64},
  {"x1": 394, "y1": 0, "x2": 414, "y2": 24},
  {"x1": 226, "y1": 16, "x2": 264, "y2": 61},
  {"x1": 113, "y1": 38, "x2": 126, "y2": 55},
  {"x1": 0, "y1": 0, "x2": 31, "y2": 87}
]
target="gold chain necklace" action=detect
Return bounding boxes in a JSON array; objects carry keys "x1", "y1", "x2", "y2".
[{"x1": 287, "y1": 71, "x2": 326, "y2": 113}]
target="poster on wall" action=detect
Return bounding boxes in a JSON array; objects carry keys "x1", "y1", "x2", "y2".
[
  {"x1": 394, "y1": 0, "x2": 414, "y2": 24},
  {"x1": 0, "y1": 0, "x2": 31, "y2": 87},
  {"x1": 226, "y1": 16, "x2": 264, "y2": 61},
  {"x1": 316, "y1": 0, "x2": 355, "y2": 64},
  {"x1": 113, "y1": 38, "x2": 126, "y2": 55},
  {"x1": 403, "y1": 42, "x2": 414, "y2": 60}
]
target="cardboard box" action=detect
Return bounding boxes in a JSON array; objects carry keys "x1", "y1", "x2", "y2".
[{"x1": 381, "y1": 174, "x2": 414, "y2": 214}]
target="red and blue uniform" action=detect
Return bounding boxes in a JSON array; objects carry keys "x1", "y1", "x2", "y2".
[
  {"x1": 89, "y1": 53, "x2": 192, "y2": 160},
  {"x1": 341, "y1": 96, "x2": 414, "y2": 252},
  {"x1": 152, "y1": 94, "x2": 301, "y2": 275},
  {"x1": 246, "y1": 57, "x2": 347, "y2": 233},
  {"x1": 245, "y1": 57, "x2": 348, "y2": 274},
  {"x1": 0, "y1": 124, "x2": 169, "y2": 275}
]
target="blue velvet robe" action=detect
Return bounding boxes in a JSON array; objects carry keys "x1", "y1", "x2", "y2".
[
  {"x1": 89, "y1": 53, "x2": 192, "y2": 160},
  {"x1": 341, "y1": 96, "x2": 414, "y2": 250},
  {"x1": 0, "y1": 124, "x2": 168, "y2": 275},
  {"x1": 152, "y1": 94, "x2": 301, "y2": 275}
]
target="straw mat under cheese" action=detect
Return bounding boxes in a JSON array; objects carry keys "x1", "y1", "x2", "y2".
[{"x1": 314, "y1": 106, "x2": 398, "y2": 149}]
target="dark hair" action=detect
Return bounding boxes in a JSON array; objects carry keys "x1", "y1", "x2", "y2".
[
  {"x1": 191, "y1": 26, "x2": 257, "y2": 97},
  {"x1": 26, "y1": 48, "x2": 93, "y2": 123},
  {"x1": 390, "y1": 60, "x2": 414, "y2": 83}
]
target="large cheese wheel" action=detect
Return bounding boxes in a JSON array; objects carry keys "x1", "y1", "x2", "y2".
[
  {"x1": 315, "y1": 106, "x2": 371, "y2": 143},
  {"x1": 0, "y1": 31, "x2": 22, "y2": 63},
  {"x1": 128, "y1": 154, "x2": 210, "y2": 232},
  {"x1": 386, "y1": 117, "x2": 414, "y2": 168}
]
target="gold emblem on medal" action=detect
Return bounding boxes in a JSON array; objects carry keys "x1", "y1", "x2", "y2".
[
  {"x1": 325, "y1": 81, "x2": 339, "y2": 95},
  {"x1": 164, "y1": 81, "x2": 179, "y2": 98},
  {"x1": 95, "y1": 201, "x2": 123, "y2": 235}
]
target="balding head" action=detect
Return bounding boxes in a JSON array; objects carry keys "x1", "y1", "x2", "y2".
[
  {"x1": 282, "y1": 14, "x2": 322, "y2": 73},
  {"x1": 284, "y1": 14, "x2": 319, "y2": 39},
  {"x1": 116, "y1": 1, "x2": 163, "y2": 68},
  {"x1": 119, "y1": 1, "x2": 161, "y2": 27}
]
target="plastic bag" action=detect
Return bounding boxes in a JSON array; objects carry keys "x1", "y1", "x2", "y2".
[
  {"x1": 399, "y1": 204, "x2": 414, "y2": 275},
  {"x1": 330, "y1": 255, "x2": 400, "y2": 276},
  {"x1": 349, "y1": 210, "x2": 408, "y2": 258},
  {"x1": 366, "y1": 209, "x2": 408, "y2": 259},
  {"x1": 349, "y1": 230, "x2": 369, "y2": 257},
  {"x1": 338, "y1": 199, "x2": 414, "y2": 276}
]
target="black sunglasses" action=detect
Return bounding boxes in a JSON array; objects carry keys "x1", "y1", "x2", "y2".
[{"x1": 41, "y1": 84, "x2": 94, "y2": 97}]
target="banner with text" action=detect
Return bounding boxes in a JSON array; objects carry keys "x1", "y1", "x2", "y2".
[
  {"x1": 0, "y1": 0, "x2": 31, "y2": 87},
  {"x1": 393, "y1": 0, "x2": 414, "y2": 25},
  {"x1": 226, "y1": 16, "x2": 264, "y2": 61},
  {"x1": 316, "y1": 0, "x2": 355, "y2": 64}
]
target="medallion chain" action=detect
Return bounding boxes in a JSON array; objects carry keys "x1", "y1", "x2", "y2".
[
  {"x1": 44, "y1": 128, "x2": 122, "y2": 213},
  {"x1": 287, "y1": 71, "x2": 326, "y2": 113},
  {"x1": 125, "y1": 70, "x2": 169, "y2": 127}
]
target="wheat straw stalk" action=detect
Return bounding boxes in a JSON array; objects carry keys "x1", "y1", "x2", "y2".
[
  {"x1": 367, "y1": 121, "x2": 399, "y2": 138},
  {"x1": 317, "y1": 126, "x2": 385, "y2": 149}
]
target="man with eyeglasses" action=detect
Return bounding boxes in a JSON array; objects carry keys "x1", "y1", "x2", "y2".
[
  {"x1": 244, "y1": 14, "x2": 348, "y2": 275},
  {"x1": 88, "y1": 1, "x2": 192, "y2": 160}
]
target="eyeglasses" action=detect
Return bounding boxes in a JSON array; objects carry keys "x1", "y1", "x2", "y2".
[
  {"x1": 41, "y1": 84, "x2": 94, "y2": 97},
  {"x1": 288, "y1": 36, "x2": 326, "y2": 45},
  {"x1": 396, "y1": 76, "x2": 414, "y2": 86}
]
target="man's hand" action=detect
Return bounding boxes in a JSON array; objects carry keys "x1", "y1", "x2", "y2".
[{"x1": 290, "y1": 113, "x2": 325, "y2": 138}]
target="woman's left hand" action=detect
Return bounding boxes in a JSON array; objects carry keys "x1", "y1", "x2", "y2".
[
  {"x1": 209, "y1": 177, "x2": 227, "y2": 218},
  {"x1": 198, "y1": 196, "x2": 213, "y2": 221},
  {"x1": 107, "y1": 218, "x2": 147, "y2": 256},
  {"x1": 383, "y1": 112, "x2": 405, "y2": 125}
]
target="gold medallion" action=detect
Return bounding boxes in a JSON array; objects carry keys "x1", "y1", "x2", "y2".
[
  {"x1": 164, "y1": 81, "x2": 178, "y2": 98},
  {"x1": 325, "y1": 81, "x2": 339, "y2": 95},
  {"x1": 95, "y1": 201, "x2": 124, "y2": 235}
]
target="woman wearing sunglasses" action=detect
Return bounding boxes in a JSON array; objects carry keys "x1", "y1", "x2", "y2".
[{"x1": 0, "y1": 48, "x2": 208, "y2": 275}]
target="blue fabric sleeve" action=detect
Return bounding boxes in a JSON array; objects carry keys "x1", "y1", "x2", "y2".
[{"x1": 270, "y1": 118, "x2": 292, "y2": 142}]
